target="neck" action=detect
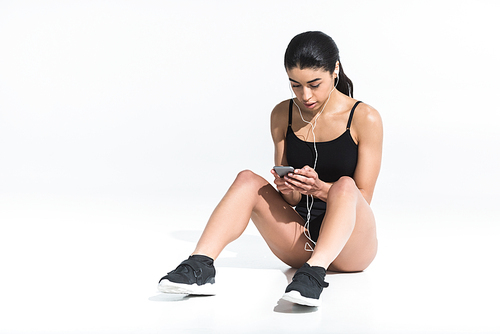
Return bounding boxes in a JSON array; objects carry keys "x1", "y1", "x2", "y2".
[{"x1": 300, "y1": 88, "x2": 338, "y2": 119}]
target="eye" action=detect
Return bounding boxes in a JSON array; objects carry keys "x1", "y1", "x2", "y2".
[
  {"x1": 291, "y1": 84, "x2": 301, "y2": 88},
  {"x1": 310, "y1": 84, "x2": 320, "y2": 88}
]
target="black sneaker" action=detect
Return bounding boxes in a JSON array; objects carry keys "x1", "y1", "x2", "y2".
[
  {"x1": 281, "y1": 263, "x2": 329, "y2": 307},
  {"x1": 158, "y1": 255, "x2": 216, "y2": 295}
]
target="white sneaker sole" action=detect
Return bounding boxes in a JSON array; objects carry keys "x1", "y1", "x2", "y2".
[
  {"x1": 281, "y1": 290, "x2": 321, "y2": 307},
  {"x1": 158, "y1": 280, "x2": 216, "y2": 295}
]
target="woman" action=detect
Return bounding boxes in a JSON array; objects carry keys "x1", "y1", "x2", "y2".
[{"x1": 158, "y1": 31, "x2": 383, "y2": 307}]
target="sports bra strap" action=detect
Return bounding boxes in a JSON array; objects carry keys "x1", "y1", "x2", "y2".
[
  {"x1": 346, "y1": 101, "x2": 363, "y2": 130},
  {"x1": 289, "y1": 99, "x2": 362, "y2": 130}
]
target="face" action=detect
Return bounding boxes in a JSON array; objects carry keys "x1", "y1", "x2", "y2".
[{"x1": 287, "y1": 67, "x2": 335, "y2": 111}]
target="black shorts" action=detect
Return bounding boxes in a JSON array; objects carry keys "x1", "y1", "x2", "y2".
[{"x1": 295, "y1": 198, "x2": 326, "y2": 243}]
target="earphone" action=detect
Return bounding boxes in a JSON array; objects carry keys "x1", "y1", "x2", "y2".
[{"x1": 289, "y1": 73, "x2": 340, "y2": 251}]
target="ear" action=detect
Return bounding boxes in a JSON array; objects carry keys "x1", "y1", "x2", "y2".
[{"x1": 334, "y1": 61, "x2": 340, "y2": 77}]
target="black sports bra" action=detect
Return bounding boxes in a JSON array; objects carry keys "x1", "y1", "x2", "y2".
[{"x1": 286, "y1": 99, "x2": 361, "y2": 209}]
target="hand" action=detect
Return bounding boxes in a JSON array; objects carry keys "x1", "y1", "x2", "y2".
[
  {"x1": 283, "y1": 165, "x2": 327, "y2": 198},
  {"x1": 271, "y1": 169, "x2": 295, "y2": 195}
]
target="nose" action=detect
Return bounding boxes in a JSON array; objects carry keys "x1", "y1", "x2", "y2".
[{"x1": 301, "y1": 87, "x2": 312, "y2": 102}]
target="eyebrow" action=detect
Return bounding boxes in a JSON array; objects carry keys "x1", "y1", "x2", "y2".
[{"x1": 288, "y1": 78, "x2": 322, "y2": 84}]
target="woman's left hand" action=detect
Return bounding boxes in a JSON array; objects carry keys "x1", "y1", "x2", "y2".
[{"x1": 284, "y1": 165, "x2": 329, "y2": 199}]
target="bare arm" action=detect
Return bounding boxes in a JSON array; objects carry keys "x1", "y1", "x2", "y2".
[
  {"x1": 351, "y1": 103, "x2": 383, "y2": 204},
  {"x1": 270, "y1": 101, "x2": 302, "y2": 206}
]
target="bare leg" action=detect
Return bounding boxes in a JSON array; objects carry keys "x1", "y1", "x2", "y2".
[
  {"x1": 192, "y1": 170, "x2": 311, "y2": 267},
  {"x1": 307, "y1": 176, "x2": 378, "y2": 272},
  {"x1": 171, "y1": 171, "x2": 378, "y2": 307},
  {"x1": 159, "y1": 170, "x2": 305, "y2": 295},
  {"x1": 193, "y1": 172, "x2": 377, "y2": 272}
]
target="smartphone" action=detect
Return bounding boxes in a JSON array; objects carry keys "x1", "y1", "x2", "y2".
[{"x1": 273, "y1": 166, "x2": 295, "y2": 178}]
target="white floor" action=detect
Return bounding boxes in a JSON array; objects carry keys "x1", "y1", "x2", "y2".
[{"x1": 1, "y1": 194, "x2": 499, "y2": 334}]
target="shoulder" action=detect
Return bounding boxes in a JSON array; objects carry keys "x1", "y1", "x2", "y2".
[
  {"x1": 270, "y1": 99, "x2": 291, "y2": 141},
  {"x1": 351, "y1": 102, "x2": 383, "y2": 143},
  {"x1": 353, "y1": 102, "x2": 382, "y2": 130},
  {"x1": 270, "y1": 99, "x2": 291, "y2": 121}
]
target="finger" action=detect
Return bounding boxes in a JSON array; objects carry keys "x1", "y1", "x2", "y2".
[
  {"x1": 275, "y1": 174, "x2": 293, "y2": 189},
  {"x1": 283, "y1": 182, "x2": 300, "y2": 193},
  {"x1": 293, "y1": 168, "x2": 307, "y2": 177},
  {"x1": 279, "y1": 182, "x2": 295, "y2": 194},
  {"x1": 295, "y1": 167, "x2": 317, "y2": 179},
  {"x1": 287, "y1": 173, "x2": 310, "y2": 185},
  {"x1": 271, "y1": 169, "x2": 281, "y2": 179},
  {"x1": 301, "y1": 165, "x2": 315, "y2": 176},
  {"x1": 284, "y1": 175, "x2": 307, "y2": 190},
  {"x1": 274, "y1": 178, "x2": 286, "y2": 188},
  {"x1": 285, "y1": 181, "x2": 310, "y2": 195}
]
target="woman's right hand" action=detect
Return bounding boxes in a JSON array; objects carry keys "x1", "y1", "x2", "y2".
[{"x1": 271, "y1": 169, "x2": 294, "y2": 195}]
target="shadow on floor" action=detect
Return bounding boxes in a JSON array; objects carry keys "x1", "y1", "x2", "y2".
[
  {"x1": 273, "y1": 299, "x2": 319, "y2": 313},
  {"x1": 148, "y1": 293, "x2": 212, "y2": 303}
]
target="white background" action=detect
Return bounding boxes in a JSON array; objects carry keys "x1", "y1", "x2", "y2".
[
  {"x1": 1, "y1": 0, "x2": 499, "y2": 218},
  {"x1": 1, "y1": 1, "x2": 499, "y2": 333}
]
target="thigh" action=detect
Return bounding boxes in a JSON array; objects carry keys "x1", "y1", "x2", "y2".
[
  {"x1": 328, "y1": 191, "x2": 378, "y2": 272},
  {"x1": 249, "y1": 177, "x2": 313, "y2": 269}
]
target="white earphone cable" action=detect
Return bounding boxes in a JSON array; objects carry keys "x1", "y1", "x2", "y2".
[{"x1": 289, "y1": 75, "x2": 339, "y2": 251}]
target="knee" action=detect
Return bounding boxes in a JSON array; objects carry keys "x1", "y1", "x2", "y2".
[
  {"x1": 234, "y1": 169, "x2": 265, "y2": 189},
  {"x1": 328, "y1": 176, "x2": 357, "y2": 199},
  {"x1": 236, "y1": 169, "x2": 258, "y2": 182}
]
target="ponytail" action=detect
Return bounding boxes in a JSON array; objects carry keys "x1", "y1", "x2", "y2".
[{"x1": 336, "y1": 61, "x2": 353, "y2": 97}]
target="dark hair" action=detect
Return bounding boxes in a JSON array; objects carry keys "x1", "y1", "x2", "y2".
[{"x1": 284, "y1": 31, "x2": 353, "y2": 97}]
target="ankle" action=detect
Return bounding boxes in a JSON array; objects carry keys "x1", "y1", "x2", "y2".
[
  {"x1": 305, "y1": 260, "x2": 327, "y2": 270},
  {"x1": 191, "y1": 250, "x2": 217, "y2": 261},
  {"x1": 189, "y1": 254, "x2": 215, "y2": 264}
]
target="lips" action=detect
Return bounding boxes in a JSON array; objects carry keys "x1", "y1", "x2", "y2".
[{"x1": 303, "y1": 102, "x2": 317, "y2": 109}]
